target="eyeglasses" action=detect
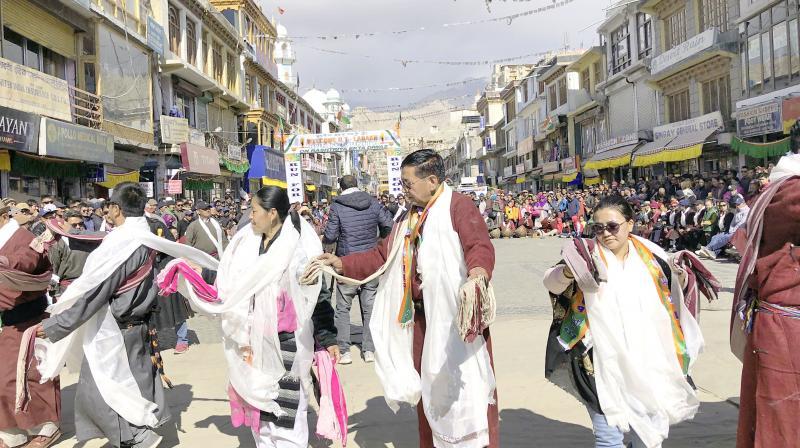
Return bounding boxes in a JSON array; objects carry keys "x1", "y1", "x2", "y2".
[
  {"x1": 591, "y1": 221, "x2": 624, "y2": 235},
  {"x1": 401, "y1": 177, "x2": 425, "y2": 191},
  {"x1": 70, "y1": 222, "x2": 85, "y2": 229}
]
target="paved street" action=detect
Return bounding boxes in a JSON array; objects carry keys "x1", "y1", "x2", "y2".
[{"x1": 54, "y1": 237, "x2": 743, "y2": 447}]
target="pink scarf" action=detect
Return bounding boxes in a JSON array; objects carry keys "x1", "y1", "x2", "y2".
[
  {"x1": 313, "y1": 350, "x2": 348, "y2": 446},
  {"x1": 156, "y1": 259, "x2": 219, "y2": 303}
]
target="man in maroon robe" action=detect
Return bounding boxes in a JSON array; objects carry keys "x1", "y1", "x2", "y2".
[
  {"x1": 318, "y1": 150, "x2": 498, "y2": 448},
  {"x1": 734, "y1": 139, "x2": 800, "y2": 447},
  {"x1": 0, "y1": 201, "x2": 61, "y2": 448}
]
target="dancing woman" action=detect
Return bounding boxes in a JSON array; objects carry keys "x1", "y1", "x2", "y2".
[
  {"x1": 543, "y1": 195, "x2": 709, "y2": 448},
  {"x1": 195, "y1": 186, "x2": 339, "y2": 448}
]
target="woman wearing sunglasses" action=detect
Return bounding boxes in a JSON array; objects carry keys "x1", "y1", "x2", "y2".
[{"x1": 543, "y1": 195, "x2": 708, "y2": 448}]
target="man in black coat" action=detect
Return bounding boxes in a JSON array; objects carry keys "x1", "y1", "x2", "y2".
[{"x1": 322, "y1": 175, "x2": 393, "y2": 365}]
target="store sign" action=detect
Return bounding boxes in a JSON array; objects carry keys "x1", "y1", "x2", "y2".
[
  {"x1": 0, "y1": 106, "x2": 39, "y2": 153},
  {"x1": 516, "y1": 163, "x2": 525, "y2": 173},
  {"x1": 651, "y1": 29, "x2": 717, "y2": 75},
  {"x1": 189, "y1": 128, "x2": 206, "y2": 146},
  {"x1": 160, "y1": 115, "x2": 189, "y2": 144},
  {"x1": 0, "y1": 57, "x2": 71, "y2": 122},
  {"x1": 179, "y1": 142, "x2": 221, "y2": 175},
  {"x1": 167, "y1": 179, "x2": 183, "y2": 194},
  {"x1": 542, "y1": 160, "x2": 560, "y2": 174},
  {"x1": 39, "y1": 117, "x2": 114, "y2": 164},
  {"x1": 264, "y1": 146, "x2": 286, "y2": 180},
  {"x1": 737, "y1": 100, "x2": 782, "y2": 138},
  {"x1": 285, "y1": 130, "x2": 401, "y2": 154},
  {"x1": 285, "y1": 155, "x2": 303, "y2": 203},
  {"x1": 227, "y1": 144, "x2": 242, "y2": 161},
  {"x1": 386, "y1": 151, "x2": 402, "y2": 197},
  {"x1": 147, "y1": 16, "x2": 165, "y2": 58},
  {"x1": 139, "y1": 182, "x2": 154, "y2": 198},
  {"x1": 561, "y1": 157, "x2": 577, "y2": 172},
  {"x1": 653, "y1": 111, "x2": 724, "y2": 141},
  {"x1": 595, "y1": 132, "x2": 639, "y2": 153}
]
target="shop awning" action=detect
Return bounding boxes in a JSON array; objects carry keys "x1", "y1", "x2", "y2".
[
  {"x1": 732, "y1": 136, "x2": 790, "y2": 158},
  {"x1": 584, "y1": 143, "x2": 640, "y2": 170},
  {"x1": 632, "y1": 128, "x2": 717, "y2": 167},
  {"x1": 98, "y1": 171, "x2": 140, "y2": 189},
  {"x1": 562, "y1": 171, "x2": 579, "y2": 183},
  {"x1": 262, "y1": 177, "x2": 287, "y2": 188},
  {"x1": 515, "y1": 176, "x2": 525, "y2": 184},
  {"x1": 585, "y1": 176, "x2": 601, "y2": 186},
  {"x1": 0, "y1": 150, "x2": 10, "y2": 171},
  {"x1": 306, "y1": 184, "x2": 317, "y2": 191}
]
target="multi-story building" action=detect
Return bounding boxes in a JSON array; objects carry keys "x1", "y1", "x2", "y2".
[
  {"x1": 566, "y1": 47, "x2": 607, "y2": 186},
  {"x1": 0, "y1": 0, "x2": 148, "y2": 201},
  {"x1": 733, "y1": 0, "x2": 800, "y2": 166}
]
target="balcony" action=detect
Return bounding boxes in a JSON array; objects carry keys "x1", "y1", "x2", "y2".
[
  {"x1": 302, "y1": 158, "x2": 327, "y2": 173},
  {"x1": 69, "y1": 86, "x2": 103, "y2": 129}
]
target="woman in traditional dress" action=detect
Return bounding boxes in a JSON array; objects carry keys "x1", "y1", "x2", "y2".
[
  {"x1": 197, "y1": 186, "x2": 339, "y2": 448},
  {"x1": 543, "y1": 195, "x2": 705, "y2": 448}
]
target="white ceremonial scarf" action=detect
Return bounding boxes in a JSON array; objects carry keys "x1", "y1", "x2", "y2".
[
  {"x1": 35, "y1": 217, "x2": 218, "y2": 427},
  {"x1": 172, "y1": 217, "x2": 322, "y2": 415},
  {"x1": 585, "y1": 236, "x2": 702, "y2": 448},
  {"x1": 0, "y1": 218, "x2": 20, "y2": 251},
  {"x1": 369, "y1": 184, "x2": 496, "y2": 448},
  {"x1": 198, "y1": 217, "x2": 224, "y2": 257},
  {"x1": 769, "y1": 152, "x2": 800, "y2": 181}
]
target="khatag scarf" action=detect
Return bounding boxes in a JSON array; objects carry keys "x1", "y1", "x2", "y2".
[{"x1": 399, "y1": 184, "x2": 444, "y2": 326}]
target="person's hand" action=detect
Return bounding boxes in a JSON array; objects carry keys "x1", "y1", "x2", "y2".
[
  {"x1": 314, "y1": 253, "x2": 343, "y2": 274},
  {"x1": 468, "y1": 267, "x2": 489, "y2": 285},
  {"x1": 327, "y1": 345, "x2": 341, "y2": 363},
  {"x1": 35, "y1": 326, "x2": 46, "y2": 339},
  {"x1": 184, "y1": 260, "x2": 202, "y2": 274}
]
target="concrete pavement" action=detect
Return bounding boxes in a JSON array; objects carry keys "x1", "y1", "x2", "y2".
[{"x1": 53, "y1": 237, "x2": 743, "y2": 447}]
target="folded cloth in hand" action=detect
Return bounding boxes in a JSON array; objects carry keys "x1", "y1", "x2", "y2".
[
  {"x1": 156, "y1": 258, "x2": 219, "y2": 303},
  {"x1": 313, "y1": 350, "x2": 348, "y2": 446}
]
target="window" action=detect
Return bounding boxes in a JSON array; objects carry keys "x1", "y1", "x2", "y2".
[
  {"x1": 186, "y1": 21, "x2": 197, "y2": 65},
  {"x1": 548, "y1": 84, "x2": 557, "y2": 111},
  {"x1": 2, "y1": 27, "x2": 24, "y2": 64},
  {"x1": 593, "y1": 61, "x2": 603, "y2": 84},
  {"x1": 557, "y1": 77, "x2": 567, "y2": 106},
  {"x1": 774, "y1": 21, "x2": 790, "y2": 79},
  {"x1": 665, "y1": 8, "x2": 687, "y2": 50},
  {"x1": 168, "y1": 5, "x2": 181, "y2": 55},
  {"x1": 763, "y1": 32, "x2": 773, "y2": 83},
  {"x1": 667, "y1": 89, "x2": 690, "y2": 122},
  {"x1": 226, "y1": 53, "x2": 236, "y2": 90},
  {"x1": 637, "y1": 13, "x2": 653, "y2": 58},
  {"x1": 25, "y1": 40, "x2": 41, "y2": 70},
  {"x1": 748, "y1": 35, "x2": 763, "y2": 89},
  {"x1": 262, "y1": 83, "x2": 270, "y2": 110},
  {"x1": 701, "y1": 0, "x2": 728, "y2": 32},
  {"x1": 175, "y1": 91, "x2": 195, "y2": 126},
  {"x1": 701, "y1": 75, "x2": 731, "y2": 120},
  {"x1": 611, "y1": 23, "x2": 631, "y2": 74},
  {"x1": 791, "y1": 19, "x2": 800, "y2": 76},
  {"x1": 581, "y1": 67, "x2": 591, "y2": 91},
  {"x1": 212, "y1": 42, "x2": 223, "y2": 83},
  {"x1": 202, "y1": 36, "x2": 209, "y2": 74}
]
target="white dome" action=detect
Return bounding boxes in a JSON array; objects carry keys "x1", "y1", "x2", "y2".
[
  {"x1": 325, "y1": 88, "x2": 341, "y2": 102},
  {"x1": 342, "y1": 103, "x2": 351, "y2": 112},
  {"x1": 302, "y1": 88, "x2": 327, "y2": 115},
  {"x1": 276, "y1": 24, "x2": 288, "y2": 38}
]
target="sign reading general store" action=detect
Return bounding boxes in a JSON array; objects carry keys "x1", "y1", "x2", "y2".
[
  {"x1": 737, "y1": 100, "x2": 782, "y2": 138},
  {"x1": 653, "y1": 112, "x2": 724, "y2": 141},
  {"x1": 39, "y1": 117, "x2": 114, "y2": 164},
  {"x1": 0, "y1": 106, "x2": 39, "y2": 153}
]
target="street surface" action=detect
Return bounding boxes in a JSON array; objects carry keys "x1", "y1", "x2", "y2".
[{"x1": 54, "y1": 237, "x2": 742, "y2": 447}]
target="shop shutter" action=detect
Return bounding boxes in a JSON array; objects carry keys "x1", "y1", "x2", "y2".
[{"x1": 3, "y1": 0, "x2": 77, "y2": 60}]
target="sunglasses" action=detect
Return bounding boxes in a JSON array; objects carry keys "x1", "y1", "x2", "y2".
[
  {"x1": 591, "y1": 221, "x2": 625, "y2": 235},
  {"x1": 70, "y1": 222, "x2": 85, "y2": 229},
  {"x1": 42, "y1": 200, "x2": 53, "y2": 204}
]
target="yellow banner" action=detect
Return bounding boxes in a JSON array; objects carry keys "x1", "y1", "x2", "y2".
[
  {"x1": 0, "y1": 57, "x2": 71, "y2": 121},
  {"x1": 262, "y1": 177, "x2": 288, "y2": 188},
  {"x1": 0, "y1": 150, "x2": 9, "y2": 171},
  {"x1": 98, "y1": 171, "x2": 140, "y2": 189}
]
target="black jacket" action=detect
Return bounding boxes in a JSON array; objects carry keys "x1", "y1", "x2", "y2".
[{"x1": 322, "y1": 190, "x2": 394, "y2": 257}]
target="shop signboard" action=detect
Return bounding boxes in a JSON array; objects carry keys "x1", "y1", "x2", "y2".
[
  {"x1": 189, "y1": 128, "x2": 206, "y2": 146},
  {"x1": 542, "y1": 160, "x2": 560, "y2": 174},
  {"x1": 386, "y1": 150, "x2": 402, "y2": 197},
  {"x1": 139, "y1": 182, "x2": 154, "y2": 198},
  {"x1": 595, "y1": 132, "x2": 639, "y2": 153},
  {"x1": 651, "y1": 29, "x2": 717, "y2": 75},
  {"x1": 147, "y1": 16, "x2": 165, "y2": 58},
  {"x1": 167, "y1": 179, "x2": 183, "y2": 194},
  {"x1": 179, "y1": 142, "x2": 221, "y2": 175},
  {"x1": 285, "y1": 130, "x2": 401, "y2": 154},
  {"x1": 0, "y1": 58, "x2": 71, "y2": 122},
  {"x1": 39, "y1": 117, "x2": 114, "y2": 164},
  {"x1": 227, "y1": 144, "x2": 242, "y2": 161},
  {"x1": 0, "y1": 106, "x2": 39, "y2": 153},
  {"x1": 263, "y1": 146, "x2": 286, "y2": 180},
  {"x1": 160, "y1": 115, "x2": 189, "y2": 144},
  {"x1": 285, "y1": 156, "x2": 303, "y2": 203},
  {"x1": 561, "y1": 157, "x2": 577, "y2": 172},
  {"x1": 782, "y1": 96, "x2": 800, "y2": 134},
  {"x1": 737, "y1": 100, "x2": 782, "y2": 138},
  {"x1": 652, "y1": 112, "x2": 724, "y2": 141}
]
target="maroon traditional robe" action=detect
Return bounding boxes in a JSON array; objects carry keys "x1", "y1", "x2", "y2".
[
  {"x1": 0, "y1": 227, "x2": 60, "y2": 433},
  {"x1": 342, "y1": 192, "x2": 499, "y2": 448},
  {"x1": 737, "y1": 177, "x2": 800, "y2": 448}
]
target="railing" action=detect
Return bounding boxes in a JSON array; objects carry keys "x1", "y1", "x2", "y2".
[{"x1": 69, "y1": 85, "x2": 103, "y2": 130}]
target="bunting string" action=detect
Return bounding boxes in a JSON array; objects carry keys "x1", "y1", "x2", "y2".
[
  {"x1": 298, "y1": 45, "x2": 559, "y2": 67},
  {"x1": 269, "y1": 0, "x2": 577, "y2": 41},
  {"x1": 355, "y1": 93, "x2": 478, "y2": 112},
  {"x1": 340, "y1": 77, "x2": 486, "y2": 93}
]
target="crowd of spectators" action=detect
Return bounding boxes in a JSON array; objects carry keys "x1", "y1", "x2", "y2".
[{"x1": 468, "y1": 166, "x2": 775, "y2": 259}]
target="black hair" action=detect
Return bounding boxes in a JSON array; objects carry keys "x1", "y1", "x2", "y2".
[
  {"x1": 63, "y1": 210, "x2": 82, "y2": 220},
  {"x1": 400, "y1": 149, "x2": 445, "y2": 183},
  {"x1": 253, "y1": 186, "x2": 300, "y2": 232},
  {"x1": 339, "y1": 174, "x2": 358, "y2": 190},
  {"x1": 110, "y1": 183, "x2": 147, "y2": 218},
  {"x1": 593, "y1": 194, "x2": 635, "y2": 222}
]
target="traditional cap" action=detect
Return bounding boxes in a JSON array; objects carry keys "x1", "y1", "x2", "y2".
[
  {"x1": 732, "y1": 196, "x2": 745, "y2": 206},
  {"x1": 194, "y1": 200, "x2": 211, "y2": 210},
  {"x1": 39, "y1": 204, "x2": 57, "y2": 217},
  {"x1": 146, "y1": 199, "x2": 158, "y2": 207}
]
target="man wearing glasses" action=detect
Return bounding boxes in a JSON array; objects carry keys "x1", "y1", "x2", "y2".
[
  {"x1": 316, "y1": 150, "x2": 498, "y2": 448},
  {"x1": 48, "y1": 211, "x2": 101, "y2": 301}
]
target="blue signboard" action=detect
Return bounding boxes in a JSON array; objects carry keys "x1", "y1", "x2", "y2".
[{"x1": 147, "y1": 16, "x2": 165, "y2": 58}]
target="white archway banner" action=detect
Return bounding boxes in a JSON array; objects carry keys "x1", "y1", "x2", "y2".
[{"x1": 284, "y1": 130, "x2": 401, "y2": 154}]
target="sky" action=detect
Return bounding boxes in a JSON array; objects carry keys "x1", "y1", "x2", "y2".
[{"x1": 258, "y1": 0, "x2": 612, "y2": 109}]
